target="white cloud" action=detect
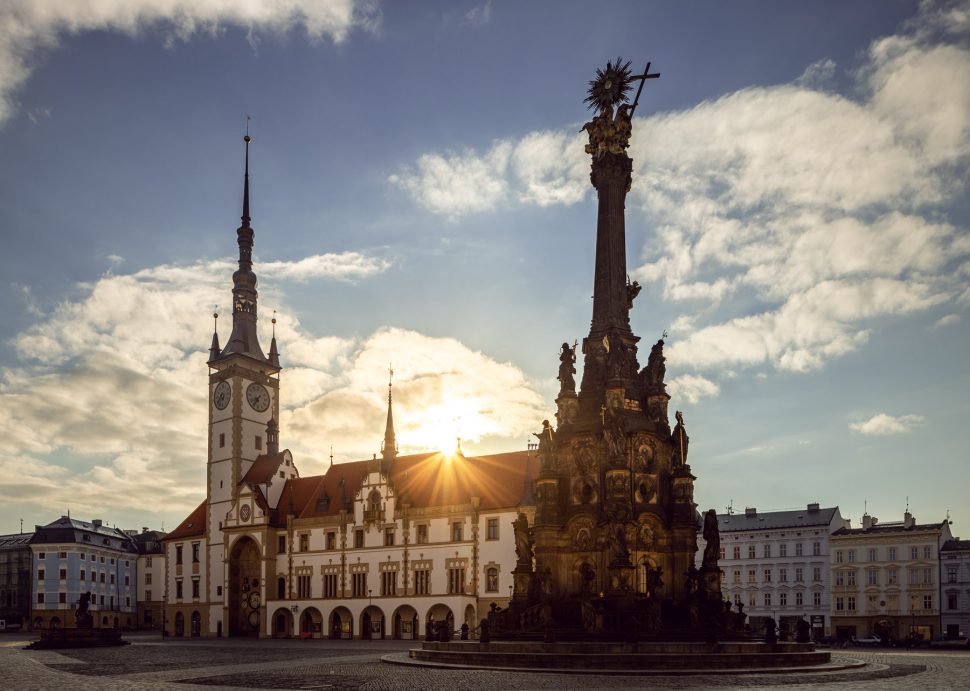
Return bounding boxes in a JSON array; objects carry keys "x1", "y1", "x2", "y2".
[
  {"x1": 0, "y1": 252, "x2": 546, "y2": 517},
  {"x1": 850, "y1": 413, "x2": 926, "y2": 435},
  {"x1": 667, "y1": 374, "x2": 720, "y2": 403},
  {"x1": 395, "y1": 1, "x2": 970, "y2": 374},
  {"x1": 933, "y1": 314, "x2": 962, "y2": 328},
  {"x1": 463, "y1": 1, "x2": 491, "y2": 26},
  {"x1": 389, "y1": 142, "x2": 512, "y2": 218},
  {"x1": 261, "y1": 252, "x2": 391, "y2": 282},
  {"x1": 0, "y1": 0, "x2": 381, "y2": 126}
]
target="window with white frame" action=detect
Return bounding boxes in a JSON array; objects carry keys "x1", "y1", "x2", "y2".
[
  {"x1": 888, "y1": 547, "x2": 896, "y2": 561},
  {"x1": 868, "y1": 570, "x2": 877, "y2": 585},
  {"x1": 869, "y1": 549, "x2": 877, "y2": 562},
  {"x1": 779, "y1": 543, "x2": 787, "y2": 557},
  {"x1": 779, "y1": 568, "x2": 787, "y2": 582},
  {"x1": 814, "y1": 592, "x2": 821, "y2": 606},
  {"x1": 847, "y1": 596, "x2": 856, "y2": 611},
  {"x1": 779, "y1": 592, "x2": 787, "y2": 606},
  {"x1": 813, "y1": 542, "x2": 821, "y2": 556},
  {"x1": 836, "y1": 597, "x2": 844, "y2": 611},
  {"x1": 796, "y1": 591, "x2": 803, "y2": 606},
  {"x1": 795, "y1": 542, "x2": 803, "y2": 556}
]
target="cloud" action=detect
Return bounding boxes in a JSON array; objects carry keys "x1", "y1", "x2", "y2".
[
  {"x1": 667, "y1": 374, "x2": 721, "y2": 403},
  {"x1": 463, "y1": 2, "x2": 491, "y2": 26},
  {"x1": 389, "y1": 142, "x2": 512, "y2": 218},
  {"x1": 0, "y1": 252, "x2": 545, "y2": 518},
  {"x1": 395, "y1": 1, "x2": 970, "y2": 374},
  {"x1": 261, "y1": 252, "x2": 391, "y2": 282},
  {"x1": 933, "y1": 313, "x2": 961, "y2": 328},
  {"x1": 0, "y1": 0, "x2": 381, "y2": 126},
  {"x1": 850, "y1": 413, "x2": 926, "y2": 435}
]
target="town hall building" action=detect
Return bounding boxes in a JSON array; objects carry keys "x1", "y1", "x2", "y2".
[{"x1": 162, "y1": 138, "x2": 535, "y2": 639}]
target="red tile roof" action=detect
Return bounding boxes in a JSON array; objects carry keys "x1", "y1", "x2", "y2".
[
  {"x1": 167, "y1": 449, "x2": 535, "y2": 535},
  {"x1": 240, "y1": 452, "x2": 284, "y2": 486},
  {"x1": 164, "y1": 501, "x2": 206, "y2": 541}
]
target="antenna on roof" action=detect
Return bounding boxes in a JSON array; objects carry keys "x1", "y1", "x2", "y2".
[
  {"x1": 330, "y1": 445, "x2": 334, "y2": 468},
  {"x1": 906, "y1": 496, "x2": 910, "y2": 512},
  {"x1": 726, "y1": 500, "x2": 733, "y2": 515},
  {"x1": 20, "y1": 518, "x2": 23, "y2": 533}
]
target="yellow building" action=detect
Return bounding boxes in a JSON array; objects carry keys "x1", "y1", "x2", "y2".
[{"x1": 830, "y1": 511, "x2": 952, "y2": 642}]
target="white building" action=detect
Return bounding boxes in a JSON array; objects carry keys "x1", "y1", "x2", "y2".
[
  {"x1": 940, "y1": 538, "x2": 970, "y2": 639},
  {"x1": 698, "y1": 504, "x2": 848, "y2": 638},
  {"x1": 130, "y1": 529, "x2": 166, "y2": 630},
  {"x1": 162, "y1": 142, "x2": 535, "y2": 639}
]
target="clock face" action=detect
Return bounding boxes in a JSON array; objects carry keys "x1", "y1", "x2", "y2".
[
  {"x1": 248, "y1": 591, "x2": 261, "y2": 609},
  {"x1": 246, "y1": 383, "x2": 270, "y2": 412},
  {"x1": 213, "y1": 381, "x2": 231, "y2": 410},
  {"x1": 248, "y1": 610, "x2": 260, "y2": 628}
]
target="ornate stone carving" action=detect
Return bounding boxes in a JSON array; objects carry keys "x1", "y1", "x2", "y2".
[
  {"x1": 641, "y1": 338, "x2": 666, "y2": 390},
  {"x1": 635, "y1": 476, "x2": 657, "y2": 503},
  {"x1": 636, "y1": 521, "x2": 656, "y2": 550},
  {"x1": 571, "y1": 478, "x2": 598, "y2": 505},
  {"x1": 556, "y1": 397, "x2": 579, "y2": 427},
  {"x1": 571, "y1": 517, "x2": 596, "y2": 551},
  {"x1": 572, "y1": 439, "x2": 596, "y2": 476},
  {"x1": 601, "y1": 403, "x2": 625, "y2": 459},
  {"x1": 634, "y1": 441, "x2": 654, "y2": 474}
]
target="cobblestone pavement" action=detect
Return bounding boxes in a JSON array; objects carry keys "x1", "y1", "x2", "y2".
[{"x1": 2, "y1": 633, "x2": 969, "y2": 691}]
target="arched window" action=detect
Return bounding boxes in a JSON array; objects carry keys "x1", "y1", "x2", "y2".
[
  {"x1": 370, "y1": 492, "x2": 381, "y2": 511},
  {"x1": 278, "y1": 577, "x2": 286, "y2": 599},
  {"x1": 486, "y1": 568, "x2": 499, "y2": 592},
  {"x1": 175, "y1": 611, "x2": 184, "y2": 636},
  {"x1": 191, "y1": 611, "x2": 201, "y2": 637},
  {"x1": 50, "y1": 617, "x2": 61, "y2": 629},
  {"x1": 637, "y1": 560, "x2": 650, "y2": 594}
]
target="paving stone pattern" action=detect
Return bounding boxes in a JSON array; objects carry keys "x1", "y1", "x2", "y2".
[{"x1": 2, "y1": 632, "x2": 969, "y2": 691}]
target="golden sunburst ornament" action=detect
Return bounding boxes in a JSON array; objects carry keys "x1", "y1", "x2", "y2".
[{"x1": 584, "y1": 57, "x2": 634, "y2": 113}]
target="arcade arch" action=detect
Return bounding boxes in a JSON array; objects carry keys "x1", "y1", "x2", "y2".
[
  {"x1": 391, "y1": 605, "x2": 419, "y2": 640},
  {"x1": 425, "y1": 604, "x2": 454, "y2": 639},
  {"x1": 361, "y1": 605, "x2": 385, "y2": 640},
  {"x1": 329, "y1": 606, "x2": 353, "y2": 639},
  {"x1": 272, "y1": 608, "x2": 293, "y2": 638},
  {"x1": 300, "y1": 607, "x2": 322, "y2": 639}
]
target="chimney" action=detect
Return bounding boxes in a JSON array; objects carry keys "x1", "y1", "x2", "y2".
[
  {"x1": 142, "y1": 527, "x2": 148, "y2": 534},
  {"x1": 745, "y1": 507, "x2": 757, "y2": 517},
  {"x1": 807, "y1": 503, "x2": 820, "y2": 512},
  {"x1": 92, "y1": 519, "x2": 102, "y2": 528},
  {"x1": 862, "y1": 514, "x2": 873, "y2": 530},
  {"x1": 904, "y1": 511, "x2": 915, "y2": 528}
]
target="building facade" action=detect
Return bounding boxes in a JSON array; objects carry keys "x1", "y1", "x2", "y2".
[
  {"x1": 698, "y1": 504, "x2": 848, "y2": 638},
  {"x1": 0, "y1": 533, "x2": 32, "y2": 630},
  {"x1": 161, "y1": 140, "x2": 535, "y2": 639},
  {"x1": 131, "y1": 529, "x2": 167, "y2": 630},
  {"x1": 940, "y1": 539, "x2": 970, "y2": 639},
  {"x1": 29, "y1": 516, "x2": 139, "y2": 630},
  {"x1": 829, "y1": 512, "x2": 952, "y2": 642}
]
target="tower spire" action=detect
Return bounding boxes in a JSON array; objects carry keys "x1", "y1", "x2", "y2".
[
  {"x1": 381, "y1": 363, "x2": 397, "y2": 460},
  {"x1": 208, "y1": 312, "x2": 221, "y2": 362},
  {"x1": 217, "y1": 127, "x2": 272, "y2": 365}
]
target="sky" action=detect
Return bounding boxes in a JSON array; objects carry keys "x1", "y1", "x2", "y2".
[{"x1": 0, "y1": 0, "x2": 968, "y2": 537}]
